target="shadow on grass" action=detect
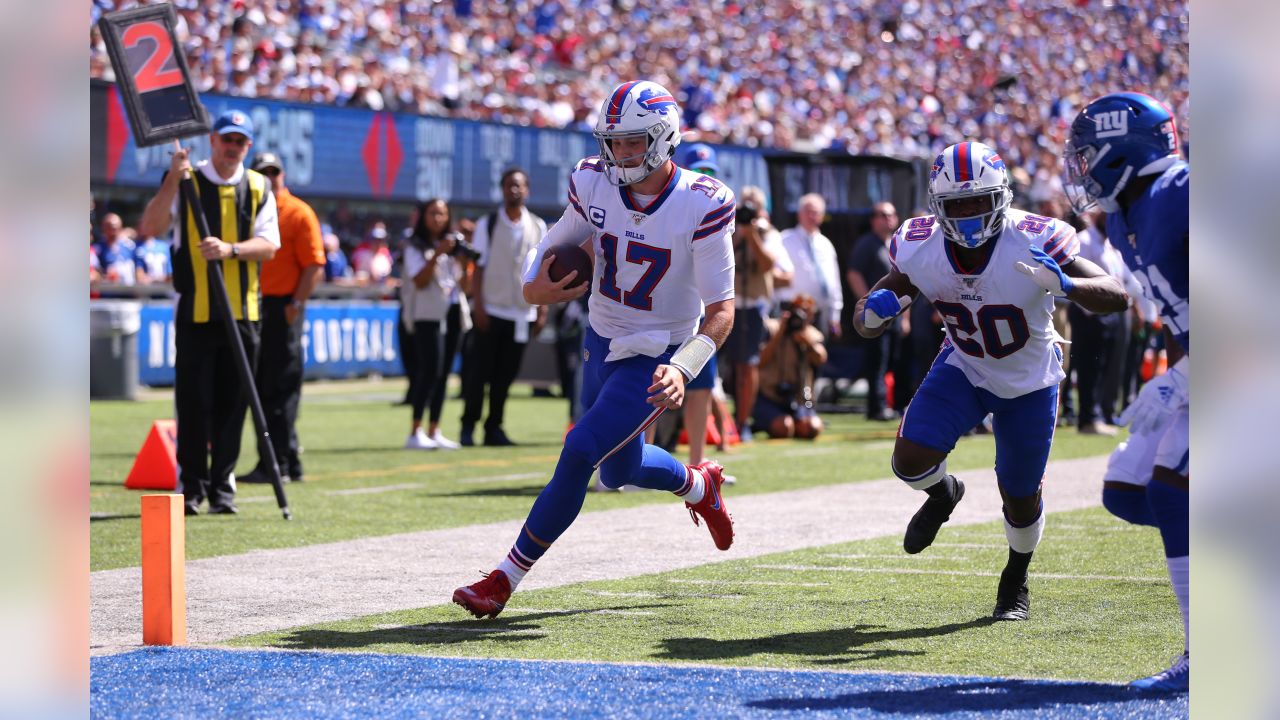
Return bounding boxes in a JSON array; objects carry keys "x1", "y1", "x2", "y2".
[
  {"x1": 272, "y1": 604, "x2": 670, "y2": 651},
  {"x1": 428, "y1": 485, "x2": 547, "y2": 498},
  {"x1": 746, "y1": 678, "x2": 1156, "y2": 714},
  {"x1": 657, "y1": 618, "x2": 998, "y2": 665},
  {"x1": 90, "y1": 513, "x2": 141, "y2": 523}
]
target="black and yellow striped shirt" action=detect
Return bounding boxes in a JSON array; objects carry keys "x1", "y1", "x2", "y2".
[{"x1": 170, "y1": 163, "x2": 277, "y2": 323}]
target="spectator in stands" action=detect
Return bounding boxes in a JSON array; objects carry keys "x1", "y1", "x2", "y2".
[
  {"x1": 461, "y1": 167, "x2": 547, "y2": 447},
  {"x1": 92, "y1": 213, "x2": 138, "y2": 285},
  {"x1": 134, "y1": 234, "x2": 173, "y2": 284},
  {"x1": 90, "y1": 1, "x2": 1185, "y2": 173},
  {"x1": 238, "y1": 152, "x2": 325, "y2": 485},
  {"x1": 754, "y1": 294, "x2": 827, "y2": 439},
  {"x1": 847, "y1": 202, "x2": 901, "y2": 421},
  {"x1": 352, "y1": 221, "x2": 394, "y2": 285},
  {"x1": 323, "y1": 229, "x2": 351, "y2": 282},
  {"x1": 402, "y1": 198, "x2": 465, "y2": 450},
  {"x1": 777, "y1": 194, "x2": 842, "y2": 338}
]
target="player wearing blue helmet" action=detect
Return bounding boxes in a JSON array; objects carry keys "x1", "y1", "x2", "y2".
[{"x1": 1066, "y1": 92, "x2": 1190, "y2": 693}]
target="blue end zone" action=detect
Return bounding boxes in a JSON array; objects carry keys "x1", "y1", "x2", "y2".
[{"x1": 91, "y1": 648, "x2": 1188, "y2": 719}]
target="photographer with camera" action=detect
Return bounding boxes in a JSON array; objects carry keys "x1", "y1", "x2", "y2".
[
  {"x1": 754, "y1": 294, "x2": 828, "y2": 439},
  {"x1": 461, "y1": 167, "x2": 548, "y2": 446},
  {"x1": 724, "y1": 190, "x2": 790, "y2": 442},
  {"x1": 402, "y1": 199, "x2": 469, "y2": 449}
]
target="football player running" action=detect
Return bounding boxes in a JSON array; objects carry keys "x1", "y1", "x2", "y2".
[
  {"x1": 854, "y1": 141, "x2": 1129, "y2": 622},
  {"x1": 1065, "y1": 92, "x2": 1190, "y2": 692},
  {"x1": 453, "y1": 81, "x2": 737, "y2": 619}
]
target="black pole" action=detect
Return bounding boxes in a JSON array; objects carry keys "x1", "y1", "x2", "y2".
[{"x1": 177, "y1": 155, "x2": 291, "y2": 520}]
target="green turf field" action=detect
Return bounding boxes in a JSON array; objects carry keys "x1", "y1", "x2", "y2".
[
  {"x1": 90, "y1": 379, "x2": 1120, "y2": 571},
  {"x1": 233, "y1": 505, "x2": 1180, "y2": 683}
]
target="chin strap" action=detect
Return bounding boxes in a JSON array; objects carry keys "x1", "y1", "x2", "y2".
[{"x1": 669, "y1": 334, "x2": 717, "y2": 381}]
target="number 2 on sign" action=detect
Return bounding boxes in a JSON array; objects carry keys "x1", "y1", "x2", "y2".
[{"x1": 122, "y1": 20, "x2": 184, "y2": 93}]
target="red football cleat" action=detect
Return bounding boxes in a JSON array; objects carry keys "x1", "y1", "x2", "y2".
[
  {"x1": 452, "y1": 570, "x2": 513, "y2": 619},
  {"x1": 685, "y1": 461, "x2": 734, "y2": 551}
]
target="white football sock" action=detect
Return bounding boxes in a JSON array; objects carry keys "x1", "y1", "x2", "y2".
[
  {"x1": 496, "y1": 548, "x2": 534, "y2": 589},
  {"x1": 678, "y1": 466, "x2": 707, "y2": 504},
  {"x1": 1166, "y1": 555, "x2": 1189, "y2": 652},
  {"x1": 1004, "y1": 511, "x2": 1045, "y2": 554},
  {"x1": 893, "y1": 457, "x2": 947, "y2": 491}
]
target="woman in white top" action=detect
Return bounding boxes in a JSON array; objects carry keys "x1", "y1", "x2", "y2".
[{"x1": 402, "y1": 199, "x2": 463, "y2": 449}]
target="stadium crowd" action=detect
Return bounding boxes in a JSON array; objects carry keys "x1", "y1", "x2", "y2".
[{"x1": 90, "y1": 0, "x2": 1188, "y2": 177}]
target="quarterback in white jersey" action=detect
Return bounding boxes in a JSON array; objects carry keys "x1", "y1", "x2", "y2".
[
  {"x1": 854, "y1": 141, "x2": 1129, "y2": 622},
  {"x1": 454, "y1": 80, "x2": 737, "y2": 621}
]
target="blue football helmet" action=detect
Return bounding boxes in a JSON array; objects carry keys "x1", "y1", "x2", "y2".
[{"x1": 1064, "y1": 92, "x2": 1181, "y2": 213}]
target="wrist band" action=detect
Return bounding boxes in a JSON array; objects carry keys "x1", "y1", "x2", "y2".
[{"x1": 669, "y1": 334, "x2": 717, "y2": 381}]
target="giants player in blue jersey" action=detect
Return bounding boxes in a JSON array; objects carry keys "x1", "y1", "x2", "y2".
[
  {"x1": 854, "y1": 141, "x2": 1129, "y2": 621},
  {"x1": 1066, "y1": 92, "x2": 1190, "y2": 692},
  {"x1": 453, "y1": 81, "x2": 737, "y2": 619}
]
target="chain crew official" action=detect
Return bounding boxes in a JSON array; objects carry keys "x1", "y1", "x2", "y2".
[
  {"x1": 238, "y1": 152, "x2": 324, "y2": 485},
  {"x1": 139, "y1": 111, "x2": 280, "y2": 516}
]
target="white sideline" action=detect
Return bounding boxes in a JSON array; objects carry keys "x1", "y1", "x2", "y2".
[{"x1": 90, "y1": 455, "x2": 1109, "y2": 655}]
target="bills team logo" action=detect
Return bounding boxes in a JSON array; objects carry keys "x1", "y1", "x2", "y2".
[
  {"x1": 635, "y1": 87, "x2": 677, "y2": 115},
  {"x1": 930, "y1": 153, "x2": 945, "y2": 182},
  {"x1": 983, "y1": 152, "x2": 1006, "y2": 171}
]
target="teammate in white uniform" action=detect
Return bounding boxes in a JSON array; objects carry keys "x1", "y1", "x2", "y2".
[
  {"x1": 453, "y1": 81, "x2": 737, "y2": 620},
  {"x1": 854, "y1": 141, "x2": 1130, "y2": 620}
]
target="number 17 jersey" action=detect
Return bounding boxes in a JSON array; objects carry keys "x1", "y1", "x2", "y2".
[
  {"x1": 889, "y1": 209, "x2": 1081, "y2": 399},
  {"x1": 524, "y1": 156, "x2": 736, "y2": 345}
]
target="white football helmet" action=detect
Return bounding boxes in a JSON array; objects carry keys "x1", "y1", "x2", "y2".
[
  {"x1": 927, "y1": 141, "x2": 1013, "y2": 248},
  {"x1": 593, "y1": 80, "x2": 682, "y2": 186}
]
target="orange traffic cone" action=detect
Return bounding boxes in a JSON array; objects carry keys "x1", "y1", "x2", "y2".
[{"x1": 125, "y1": 420, "x2": 179, "y2": 491}]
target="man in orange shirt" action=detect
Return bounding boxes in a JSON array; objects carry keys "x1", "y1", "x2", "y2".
[{"x1": 240, "y1": 153, "x2": 325, "y2": 484}]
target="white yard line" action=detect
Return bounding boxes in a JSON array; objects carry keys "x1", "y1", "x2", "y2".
[
  {"x1": 753, "y1": 565, "x2": 1166, "y2": 583},
  {"x1": 91, "y1": 455, "x2": 1110, "y2": 655}
]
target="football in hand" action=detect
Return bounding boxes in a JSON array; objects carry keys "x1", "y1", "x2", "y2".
[{"x1": 547, "y1": 242, "x2": 592, "y2": 290}]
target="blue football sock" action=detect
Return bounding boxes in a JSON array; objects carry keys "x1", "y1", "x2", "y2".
[
  {"x1": 1146, "y1": 479, "x2": 1189, "y2": 557},
  {"x1": 1102, "y1": 485, "x2": 1157, "y2": 527}
]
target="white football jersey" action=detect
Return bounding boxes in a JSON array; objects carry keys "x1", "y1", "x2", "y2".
[
  {"x1": 524, "y1": 157, "x2": 736, "y2": 344},
  {"x1": 890, "y1": 208, "x2": 1081, "y2": 399}
]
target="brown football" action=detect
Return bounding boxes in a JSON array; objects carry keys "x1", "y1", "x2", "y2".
[{"x1": 547, "y1": 242, "x2": 593, "y2": 290}]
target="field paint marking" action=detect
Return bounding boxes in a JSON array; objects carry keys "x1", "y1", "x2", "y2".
[
  {"x1": 668, "y1": 579, "x2": 831, "y2": 588},
  {"x1": 326, "y1": 483, "x2": 424, "y2": 496},
  {"x1": 584, "y1": 590, "x2": 745, "y2": 600},
  {"x1": 821, "y1": 553, "x2": 971, "y2": 562},
  {"x1": 932, "y1": 542, "x2": 1009, "y2": 549},
  {"x1": 754, "y1": 564, "x2": 1166, "y2": 583},
  {"x1": 308, "y1": 455, "x2": 559, "y2": 483},
  {"x1": 319, "y1": 472, "x2": 547, "y2": 497},
  {"x1": 459, "y1": 472, "x2": 546, "y2": 485}
]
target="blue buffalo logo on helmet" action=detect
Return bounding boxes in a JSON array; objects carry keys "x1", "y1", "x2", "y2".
[{"x1": 930, "y1": 153, "x2": 946, "y2": 182}]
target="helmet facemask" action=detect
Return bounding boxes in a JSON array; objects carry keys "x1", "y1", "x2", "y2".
[
  {"x1": 1064, "y1": 139, "x2": 1129, "y2": 214},
  {"x1": 595, "y1": 126, "x2": 669, "y2": 186},
  {"x1": 929, "y1": 186, "x2": 1012, "y2": 249}
]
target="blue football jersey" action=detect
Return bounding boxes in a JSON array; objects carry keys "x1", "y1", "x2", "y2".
[{"x1": 1105, "y1": 160, "x2": 1190, "y2": 352}]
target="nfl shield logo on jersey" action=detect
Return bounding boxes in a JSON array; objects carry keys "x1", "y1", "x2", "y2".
[{"x1": 631, "y1": 212, "x2": 646, "y2": 225}]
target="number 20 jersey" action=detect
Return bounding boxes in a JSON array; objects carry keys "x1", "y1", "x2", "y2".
[
  {"x1": 526, "y1": 156, "x2": 737, "y2": 344},
  {"x1": 889, "y1": 209, "x2": 1081, "y2": 399}
]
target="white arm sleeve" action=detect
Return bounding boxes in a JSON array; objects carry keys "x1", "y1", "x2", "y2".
[
  {"x1": 693, "y1": 219, "x2": 736, "y2": 305},
  {"x1": 521, "y1": 204, "x2": 595, "y2": 284}
]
